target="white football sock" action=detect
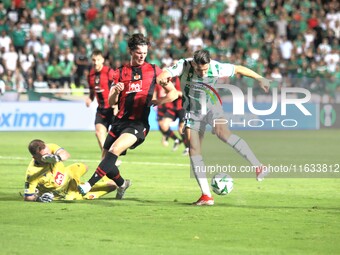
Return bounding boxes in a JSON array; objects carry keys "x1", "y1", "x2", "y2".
[
  {"x1": 190, "y1": 155, "x2": 212, "y2": 197},
  {"x1": 82, "y1": 182, "x2": 92, "y2": 193},
  {"x1": 226, "y1": 134, "x2": 261, "y2": 166}
]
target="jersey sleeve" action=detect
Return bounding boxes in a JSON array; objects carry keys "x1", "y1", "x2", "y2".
[
  {"x1": 87, "y1": 71, "x2": 92, "y2": 88},
  {"x1": 218, "y1": 63, "x2": 235, "y2": 77},
  {"x1": 87, "y1": 71, "x2": 95, "y2": 100},
  {"x1": 166, "y1": 59, "x2": 185, "y2": 77},
  {"x1": 112, "y1": 68, "x2": 121, "y2": 84},
  {"x1": 108, "y1": 68, "x2": 117, "y2": 86}
]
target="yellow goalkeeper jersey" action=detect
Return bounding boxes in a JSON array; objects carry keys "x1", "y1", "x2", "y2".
[{"x1": 24, "y1": 143, "x2": 73, "y2": 199}]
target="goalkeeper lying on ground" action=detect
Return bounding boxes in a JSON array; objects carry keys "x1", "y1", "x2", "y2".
[{"x1": 24, "y1": 139, "x2": 117, "y2": 202}]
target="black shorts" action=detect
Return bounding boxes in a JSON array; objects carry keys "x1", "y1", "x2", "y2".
[
  {"x1": 157, "y1": 108, "x2": 185, "y2": 123},
  {"x1": 103, "y1": 119, "x2": 150, "y2": 155},
  {"x1": 95, "y1": 108, "x2": 114, "y2": 129}
]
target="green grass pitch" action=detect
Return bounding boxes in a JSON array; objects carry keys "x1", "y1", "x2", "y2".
[{"x1": 0, "y1": 130, "x2": 339, "y2": 255}]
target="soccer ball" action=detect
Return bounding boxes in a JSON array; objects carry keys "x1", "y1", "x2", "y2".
[{"x1": 211, "y1": 173, "x2": 234, "y2": 195}]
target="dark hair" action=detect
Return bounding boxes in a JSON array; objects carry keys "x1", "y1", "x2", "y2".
[
  {"x1": 128, "y1": 33, "x2": 150, "y2": 51},
  {"x1": 28, "y1": 139, "x2": 46, "y2": 155},
  {"x1": 193, "y1": 49, "x2": 210, "y2": 65},
  {"x1": 91, "y1": 49, "x2": 104, "y2": 57}
]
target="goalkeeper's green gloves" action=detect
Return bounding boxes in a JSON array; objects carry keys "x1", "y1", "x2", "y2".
[
  {"x1": 41, "y1": 154, "x2": 62, "y2": 164},
  {"x1": 36, "y1": 192, "x2": 54, "y2": 203}
]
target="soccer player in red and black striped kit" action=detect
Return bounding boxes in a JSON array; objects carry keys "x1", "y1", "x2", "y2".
[
  {"x1": 86, "y1": 49, "x2": 116, "y2": 152},
  {"x1": 78, "y1": 34, "x2": 178, "y2": 199}
]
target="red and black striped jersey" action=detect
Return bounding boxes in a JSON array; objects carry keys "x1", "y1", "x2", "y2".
[
  {"x1": 88, "y1": 66, "x2": 115, "y2": 109},
  {"x1": 114, "y1": 62, "x2": 162, "y2": 123},
  {"x1": 156, "y1": 76, "x2": 183, "y2": 111}
]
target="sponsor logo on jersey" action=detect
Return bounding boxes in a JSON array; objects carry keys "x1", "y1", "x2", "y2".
[
  {"x1": 126, "y1": 80, "x2": 143, "y2": 94},
  {"x1": 54, "y1": 172, "x2": 65, "y2": 186}
]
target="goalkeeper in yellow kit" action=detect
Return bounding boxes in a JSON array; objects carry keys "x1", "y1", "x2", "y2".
[{"x1": 24, "y1": 139, "x2": 117, "y2": 202}]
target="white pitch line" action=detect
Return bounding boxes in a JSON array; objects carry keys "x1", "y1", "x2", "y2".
[{"x1": 0, "y1": 155, "x2": 190, "y2": 167}]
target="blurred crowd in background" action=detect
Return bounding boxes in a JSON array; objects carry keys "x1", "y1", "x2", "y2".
[{"x1": 0, "y1": 0, "x2": 339, "y2": 102}]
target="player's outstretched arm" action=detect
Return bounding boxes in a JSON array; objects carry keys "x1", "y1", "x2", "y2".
[
  {"x1": 156, "y1": 69, "x2": 172, "y2": 87},
  {"x1": 41, "y1": 148, "x2": 70, "y2": 164},
  {"x1": 24, "y1": 194, "x2": 37, "y2": 201},
  {"x1": 56, "y1": 148, "x2": 70, "y2": 161},
  {"x1": 24, "y1": 193, "x2": 54, "y2": 202},
  {"x1": 160, "y1": 81, "x2": 179, "y2": 104},
  {"x1": 85, "y1": 89, "x2": 95, "y2": 107},
  {"x1": 85, "y1": 97, "x2": 93, "y2": 107},
  {"x1": 234, "y1": 65, "x2": 270, "y2": 93},
  {"x1": 152, "y1": 81, "x2": 178, "y2": 106}
]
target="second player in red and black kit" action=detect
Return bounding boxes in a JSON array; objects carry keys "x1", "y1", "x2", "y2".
[
  {"x1": 156, "y1": 76, "x2": 188, "y2": 153},
  {"x1": 86, "y1": 49, "x2": 116, "y2": 151},
  {"x1": 157, "y1": 77, "x2": 183, "y2": 125},
  {"x1": 78, "y1": 34, "x2": 178, "y2": 199}
]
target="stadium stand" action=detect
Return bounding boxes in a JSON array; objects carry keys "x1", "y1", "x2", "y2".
[{"x1": 0, "y1": 0, "x2": 339, "y2": 102}]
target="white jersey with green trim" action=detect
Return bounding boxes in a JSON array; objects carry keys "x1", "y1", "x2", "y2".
[{"x1": 166, "y1": 58, "x2": 235, "y2": 114}]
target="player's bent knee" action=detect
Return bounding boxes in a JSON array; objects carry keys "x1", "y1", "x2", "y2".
[
  {"x1": 159, "y1": 122, "x2": 168, "y2": 131},
  {"x1": 215, "y1": 126, "x2": 231, "y2": 141},
  {"x1": 109, "y1": 146, "x2": 125, "y2": 156}
]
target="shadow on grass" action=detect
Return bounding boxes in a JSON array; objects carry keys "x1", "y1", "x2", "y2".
[{"x1": 2, "y1": 193, "x2": 340, "y2": 212}]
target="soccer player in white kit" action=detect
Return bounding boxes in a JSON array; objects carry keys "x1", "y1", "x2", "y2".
[{"x1": 157, "y1": 49, "x2": 271, "y2": 205}]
